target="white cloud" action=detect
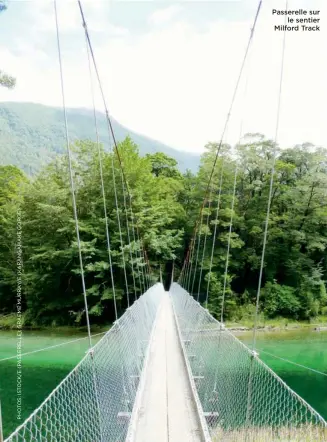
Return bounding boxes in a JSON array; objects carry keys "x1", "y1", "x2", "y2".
[
  {"x1": 26, "y1": 1, "x2": 81, "y2": 33},
  {"x1": 0, "y1": 0, "x2": 326, "y2": 153},
  {"x1": 148, "y1": 5, "x2": 182, "y2": 26},
  {"x1": 106, "y1": 24, "x2": 130, "y2": 37}
]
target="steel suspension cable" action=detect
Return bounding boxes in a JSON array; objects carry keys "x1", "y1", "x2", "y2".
[
  {"x1": 191, "y1": 209, "x2": 205, "y2": 295},
  {"x1": 182, "y1": 146, "x2": 224, "y2": 295},
  {"x1": 205, "y1": 162, "x2": 224, "y2": 308},
  {"x1": 116, "y1": 145, "x2": 146, "y2": 295},
  {"x1": 252, "y1": 1, "x2": 287, "y2": 352},
  {"x1": 78, "y1": 0, "x2": 130, "y2": 305},
  {"x1": 182, "y1": 240, "x2": 192, "y2": 290},
  {"x1": 186, "y1": 236, "x2": 196, "y2": 292},
  {"x1": 0, "y1": 332, "x2": 107, "y2": 363},
  {"x1": 245, "y1": 2, "x2": 288, "y2": 432},
  {"x1": 220, "y1": 165, "x2": 238, "y2": 323},
  {"x1": 77, "y1": 0, "x2": 151, "y2": 293},
  {"x1": 195, "y1": 138, "x2": 224, "y2": 301},
  {"x1": 184, "y1": 230, "x2": 198, "y2": 290},
  {"x1": 218, "y1": 19, "x2": 253, "y2": 319},
  {"x1": 181, "y1": 257, "x2": 188, "y2": 287},
  {"x1": 77, "y1": 1, "x2": 128, "y2": 187},
  {"x1": 54, "y1": 5, "x2": 103, "y2": 439},
  {"x1": 138, "y1": 228, "x2": 148, "y2": 291},
  {"x1": 197, "y1": 195, "x2": 212, "y2": 301},
  {"x1": 130, "y1": 205, "x2": 145, "y2": 294},
  {"x1": 181, "y1": 197, "x2": 209, "y2": 292},
  {"x1": 179, "y1": 0, "x2": 263, "y2": 281},
  {"x1": 180, "y1": 251, "x2": 187, "y2": 287},
  {"x1": 207, "y1": 11, "x2": 257, "y2": 405},
  {"x1": 186, "y1": 195, "x2": 209, "y2": 292},
  {"x1": 181, "y1": 251, "x2": 189, "y2": 288},
  {"x1": 121, "y1": 175, "x2": 137, "y2": 299},
  {"x1": 205, "y1": 160, "x2": 230, "y2": 418},
  {"x1": 189, "y1": 238, "x2": 200, "y2": 295},
  {"x1": 54, "y1": 0, "x2": 92, "y2": 350},
  {"x1": 180, "y1": 230, "x2": 193, "y2": 289},
  {"x1": 178, "y1": 232, "x2": 191, "y2": 287},
  {"x1": 85, "y1": 33, "x2": 118, "y2": 320},
  {"x1": 110, "y1": 148, "x2": 130, "y2": 306},
  {"x1": 212, "y1": 58, "x2": 250, "y2": 395},
  {"x1": 259, "y1": 350, "x2": 327, "y2": 378},
  {"x1": 136, "y1": 225, "x2": 147, "y2": 290},
  {"x1": 142, "y1": 240, "x2": 151, "y2": 289}
]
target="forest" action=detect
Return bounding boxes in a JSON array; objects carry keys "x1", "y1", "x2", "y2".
[{"x1": 1, "y1": 134, "x2": 327, "y2": 327}]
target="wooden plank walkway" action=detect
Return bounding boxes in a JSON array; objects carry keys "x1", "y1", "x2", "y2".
[{"x1": 128, "y1": 292, "x2": 205, "y2": 442}]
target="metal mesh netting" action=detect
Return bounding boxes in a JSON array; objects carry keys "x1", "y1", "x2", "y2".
[
  {"x1": 5, "y1": 283, "x2": 164, "y2": 442},
  {"x1": 170, "y1": 283, "x2": 327, "y2": 442}
]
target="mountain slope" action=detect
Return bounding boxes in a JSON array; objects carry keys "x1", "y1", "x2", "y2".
[{"x1": 0, "y1": 102, "x2": 200, "y2": 174}]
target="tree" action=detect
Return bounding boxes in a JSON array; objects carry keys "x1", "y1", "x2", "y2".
[
  {"x1": 0, "y1": 138, "x2": 187, "y2": 324},
  {"x1": 146, "y1": 152, "x2": 182, "y2": 179},
  {"x1": 0, "y1": 71, "x2": 16, "y2": 89},
  {"x1": 0, "y1": 166, "x2": 28, "y2": 312},
  {"x1": 2, "y1": 133, "x2": 327, "y2": 325},
  {"x1": 0, "y1": 1, "x2": 16, "y2": 89},
  {"x1": 0, "y1": 1, "x2": 7, "y2": 12}
]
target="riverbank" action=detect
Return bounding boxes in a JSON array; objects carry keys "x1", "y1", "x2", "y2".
[
  {"x1": 226, "y1": 315, "x2": 327, "y2": 332},
  {"x1": 0, "y1": 313, "x2": 110, "y2": 333},
  {"x1": 1, "y1": 312, "x2": 327, "y2": 332}
]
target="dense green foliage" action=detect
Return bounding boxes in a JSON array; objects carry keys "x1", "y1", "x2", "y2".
[
  {"x1": 0, "y1": 102, "x2": 200, "y2": 175},
  {"x1": 193, "y1": 136, "x2": 327, "y2": 322},
  {"x1": 0, "y1": 139, "x2": 185, "y2": 325},
  {"x1": 1, "y1": 133, "x2": 327, "y2": 326}
]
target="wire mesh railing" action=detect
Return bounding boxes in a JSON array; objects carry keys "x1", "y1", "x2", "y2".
[
  {"x1": 170, "y1": 282, "x2": 327, "y2": 442},
  {"x1": 5, "y1": 283, "x2": 164, "y2": 442}
]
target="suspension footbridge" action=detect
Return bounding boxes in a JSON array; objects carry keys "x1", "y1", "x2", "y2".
[
  {"x1": 1, "y1": 0, "x2": 327, "y2": 440},
  {"x1": 4, "y1": 283, "x2": 327, "y2": 441}
]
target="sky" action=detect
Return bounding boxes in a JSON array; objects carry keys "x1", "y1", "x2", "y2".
[{"x1": 0, "y1": 0, "x2": 326, "y2": 153}]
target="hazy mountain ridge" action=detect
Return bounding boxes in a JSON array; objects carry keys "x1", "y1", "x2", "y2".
[{"x1": 0, "y1": 102, "x2": 200, "y2": 174}]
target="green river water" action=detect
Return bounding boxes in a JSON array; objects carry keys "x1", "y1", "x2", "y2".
[{"x1": 0, "y1": 328, "x2": 326, "y2": 438}]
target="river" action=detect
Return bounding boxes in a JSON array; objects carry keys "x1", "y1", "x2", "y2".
[
  {"x1": 0, "y1": 328, "x2": 326, "y2": 438},
  {"x1": 238, "y1": 328, "x2": 327, "y2": 422}
]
